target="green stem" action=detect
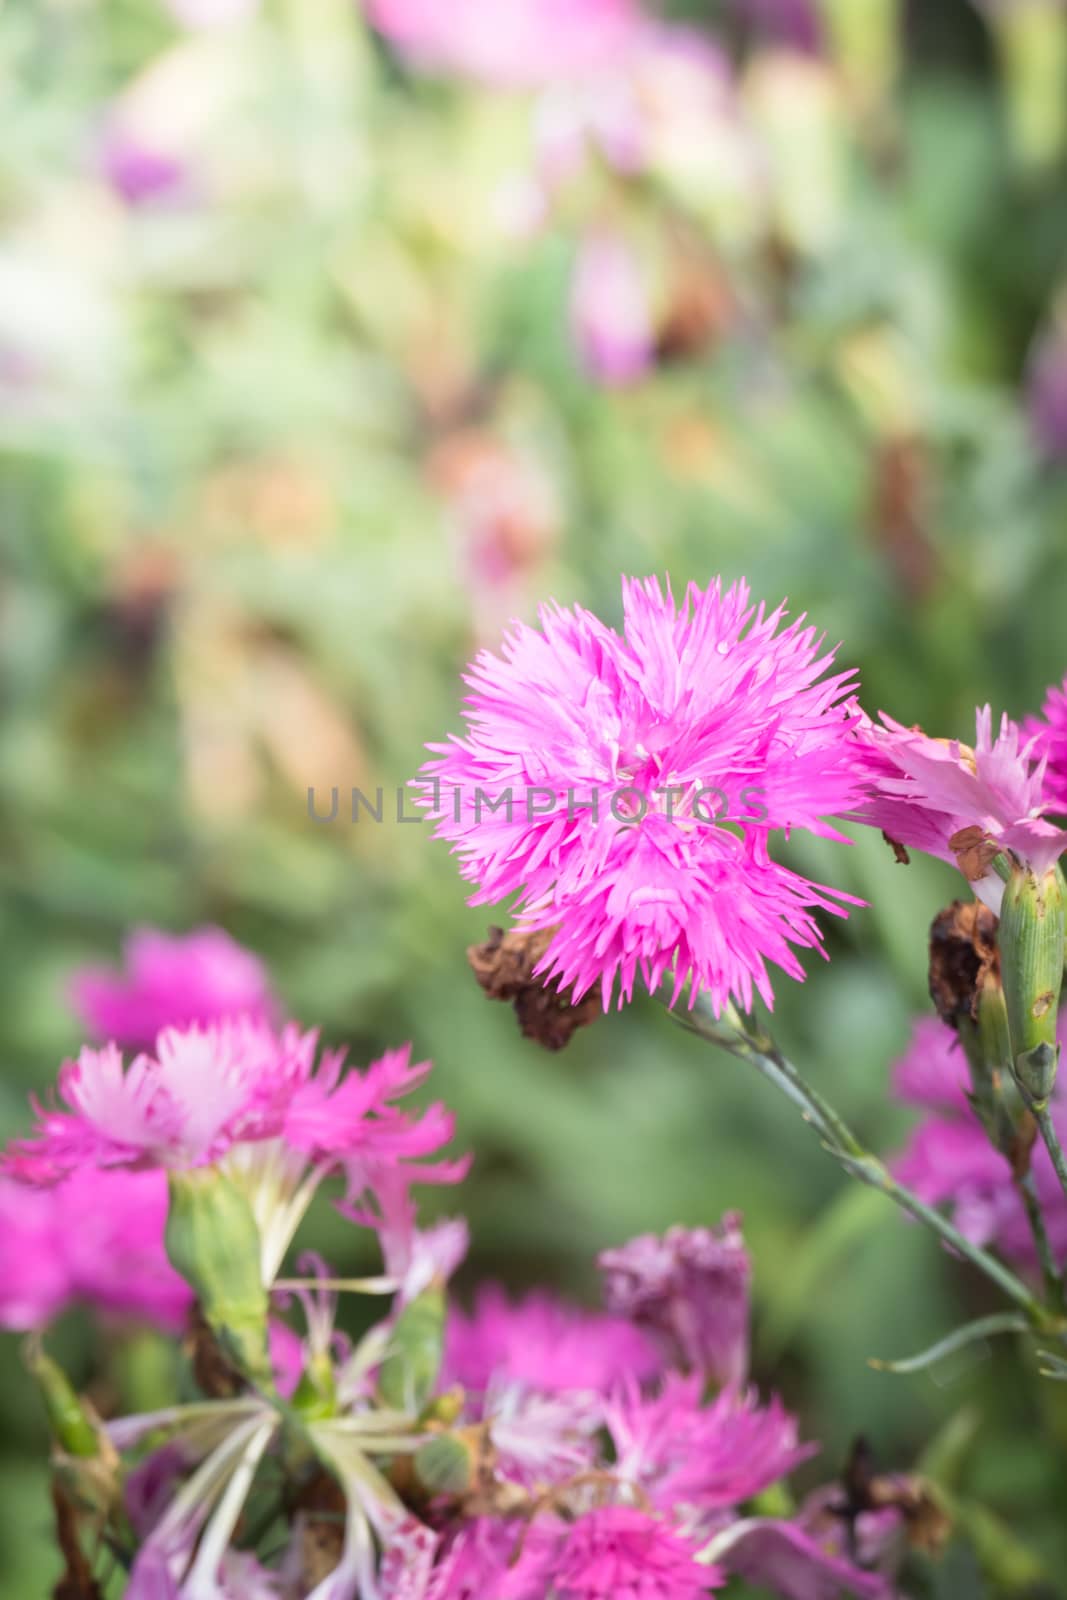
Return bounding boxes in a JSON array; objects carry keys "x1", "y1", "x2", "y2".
[
  {"x1": 1034, "y1": 1103, "x2": 1067, "y2": 1216},
  {"x1": 1015, "y1": 1169, "x2": 1065, "y2": 1311},
  {"x1": 673, "y1": 992, "x2": 1056, "y2": 1334}
]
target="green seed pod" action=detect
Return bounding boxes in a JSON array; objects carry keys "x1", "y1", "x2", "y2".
[
  {"x1": 377, "y1": 1285, "x2": 445, "y2": 1415},
  {"x1": 165, "y1": 1168, "x2": 273, "y2": 1390},
  {"x1": 999, "y1": 867, "x2": 1065, "y2": 1109},
  {"x1": 413, "y1": 1432, "x2": 477, "y2": 1498}
]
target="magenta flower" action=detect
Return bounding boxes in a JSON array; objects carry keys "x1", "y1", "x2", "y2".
[
  {"x1": 423, "y1": 575, "x2": 863, "y2": 1013},
  {"x1": 362, "y1": 0, "x2": 640, "y2": 88},
  {"x1": 444, "y1": 1285, "x2": 659, "y2": 1398},
  {"x1": 424, "y1": 1517, "x2": 557, "y2": 1598},
  {"x1": 0, "y1": 1168, "x2": 190, "y2": 1333},
  {"x1": 850, "y1": 706, "x2": 1067, "y2": 911},
  {"x1": 1022, "y1": 672, "x2": 1067, "y2": 814},
  {"x1": 70, "y1": 925, "x2": 278, "y2": 1050},
  {"x1": 7, "y1": 1026, "x2": 446, "y2": 1180},
  {"x1": 5, "y1": 1024, "x2": 461, "y2": 1285},
  {"x1": 891, "y1": 1014, "x2": 1067, "y2": 1269},
  {"x1": 598, "y1": 1216, "x2": 750, "y2": 1386},
  {"x1": 606, "y1": 1374, "x2": 817, "y2": 1515},
  {"x1": 570, "y1": 231, "x2": 656, "y2": 387},
  {"x1": 443, "y1": 1285, "x2": 659, "y2": 1489},
  {"x1": 552, "y1": 1505, "x2": 723, "y2": 1597}
]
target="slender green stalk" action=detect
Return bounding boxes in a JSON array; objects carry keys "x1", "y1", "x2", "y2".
[
  {"x1": 672, "y1": 992, "x2": 1056, "y2": 1334},
  {"x1": 1015, "y1": 1169, "x2": 1065, "y2": 1310},
  {"x1": 1034, "y1": 1104, "x2": 1067, "y2": 1216}
]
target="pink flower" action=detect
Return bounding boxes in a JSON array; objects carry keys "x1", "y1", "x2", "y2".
[
  {"x1": 1022, "y1": 673, "x2": 1067, "y2": 814},
  {"x1": 891, "y1": 1014, "x2": 1067, "y2": 1269},
  {"x1": 422, "y1": 575, "x2": 863, "y2": 1013},
  {"x1": 704, "y1": 1518, "x2": 889, "y2": 1600},
  {"x1": 551, "y1": 1506, "x2": 723, "y2": 1597},
  {"x1": 347, "y1": 1167, "x2": 470, "y2": 1304},
  {"x1": 444, "y1": 1285, "x2": 659, "y2": 1398},
  {"x1": 7, "y1": 1026, "x2": 451, "y2": 1181},
  {"x1": 425, "y1": 1517, "x2": 557, "y2": 1598},
  {"x1": 606, "y1": 1374, "x2": 817, "y2": 1517},
  {"x1": 362, "y1": 0, "x2": 640, "y2": 88},
  {"x1": 570, "y1": 231, "x2": 656, "y2": 387},
  {"x1": 0, "y1": 1168, "x2": 190, "y2": 1332},
  {"x1": 850, "y1": 706, "x2": 1067, "y2": 911},
  {"x1": 598, "y1": 1216, "x2": 750, "y2": 1386},
  {"x1": 70, "y1": 926, "x2": 278, "y2": 1050}
]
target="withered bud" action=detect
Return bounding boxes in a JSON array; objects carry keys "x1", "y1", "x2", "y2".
[
  {"x1": 928, "y1": 900, "x2": 1000, "y2": 1029},
  {"x1": 866, "y1": 1475, "x2": 952, "y2": 1556},
  {"x1": 835, "y1": 1438, "x2": 951, "y2": 1558},
  {"x1": 467, "y1": 927, "x2": 601, "y2": 1051}
]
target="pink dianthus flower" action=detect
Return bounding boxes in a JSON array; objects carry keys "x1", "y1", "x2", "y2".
[
  {"x1": 422, "y1": 575, "x2": 863, "y2": 1013},
  {"x1": 850, "y1": 707, "x2": 1066, "y2": 911},
  {"x1": 1022, "y1": 672, "x2": 1067, "y2": 815},
  {"x1": 598, "y1": 1214, "x2": 750, "y2": 1386}
]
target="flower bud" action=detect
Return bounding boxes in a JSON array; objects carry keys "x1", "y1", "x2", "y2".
[
  {"x1": 24, "y1": 1340, "x2": 98, "y2": 1459},
  {"x1": 25, "y1": 1340, "x2": 122, "y2": 1521},
  {"x1": 998, "y1": 866, "x2": 1065, "y2": 1109},
  {"x1": 377, "y1": 1284, "x2": 445, "y2": 1415},
  {"x1": 165, "y1": 1168, "x2": 273, "y2": 1390},
  {"x1": 413, "y1": 1431, "x2": 478, "y2": 1498}
]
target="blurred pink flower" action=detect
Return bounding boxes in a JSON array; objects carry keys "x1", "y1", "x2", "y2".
[
  {"x1": 70, "y1": 925, "x2": 278, "y2": 1050},
  {"x1": 1022, "y1": 672, "x2": 1067, "y2": 814},
  {"x1": 444, "y1": 1284, "x2": 659, "y2": 1398},
  {"x1": 891, "y1": 1013, "x2": 1067, "y2": 1269},
  {"x1": 423, "y1": 575, "x2": 863, "y2": 1013},
  {"x1": 552, "y1": 1505, "x2": 722, "y2": 1597},
  {"x1": 6, "y1": 1024, "x2": 457, "y2": 1190},
  {"x1": 570, "y1": 230, "x2": 656, "y2": 387},
  {"x1": 363, "y1": 0, "x2": 640, "y2": 88},
  {"x1": 424, "y1": 1517, "x2": 557, "y2": 1598},
  {"x1": 850, "y1": 706, "x2": 1066, "y2": 911},
  {"x1": 100, "y1": 127, "x2": 188, "y2": 206},
  {"x1": 598, "y1": 1216, "x2": 751, "y2": 1386},
  {"x1": 606, "y1": 1374, "x2": 817, "y2": 1515},
  {"x1": 0, "y1": 1168, "x2": 190, "y2": 1332}
]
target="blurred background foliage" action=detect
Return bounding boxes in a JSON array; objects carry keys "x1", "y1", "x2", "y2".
[{"x1": 3, "y1": 0, "x2": 1067, "y2": 1593}]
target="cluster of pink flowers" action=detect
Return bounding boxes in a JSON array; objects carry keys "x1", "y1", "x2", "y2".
[
  {"x1": 402, "y1": 1219, "x2": 897, "y2": 1598},
  {"x1": 3, "y1": 923, "x2": 912, "y2": 1597}
]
